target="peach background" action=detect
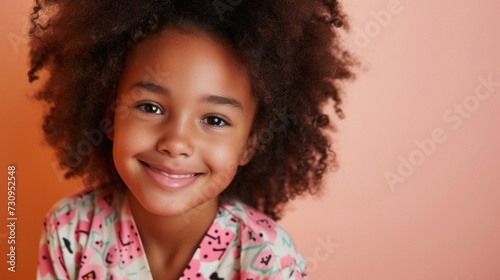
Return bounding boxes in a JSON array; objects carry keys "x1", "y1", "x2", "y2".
[{"x1": 1, "y1": 0, "x2": 500, "y2": 279}]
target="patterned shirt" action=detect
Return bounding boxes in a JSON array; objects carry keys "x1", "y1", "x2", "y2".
[{"x1": 37, "y1": 188, "x2": 307, "y2": 279}]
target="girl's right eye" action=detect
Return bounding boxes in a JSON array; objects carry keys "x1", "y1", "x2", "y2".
[{"x1": 135, "y1": 103, "x2": 163, "y2": 115}]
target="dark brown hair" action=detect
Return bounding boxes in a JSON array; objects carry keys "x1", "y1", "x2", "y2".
[{"x1": 29, "y1": 0, "x2": 356, "y2": 220}]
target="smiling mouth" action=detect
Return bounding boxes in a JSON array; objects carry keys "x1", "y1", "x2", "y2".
[
  {"x1": 139, "y1": 160, "x2": 202, "y2": 189},
  {"x1": 147, "y1": 164, "x2": 198, "y2": 179},
  {"x1": 139, "y1": 160, "x2": 202, "y2": 180}
]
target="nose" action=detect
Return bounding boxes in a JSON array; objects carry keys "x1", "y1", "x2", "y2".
[{"x1": 156, "y1": 118, "x2": 194, "y2": 158}]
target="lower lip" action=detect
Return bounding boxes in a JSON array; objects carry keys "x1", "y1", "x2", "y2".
[{"x1": 141, "y1": 162, "x2": 201, "y2": 191}]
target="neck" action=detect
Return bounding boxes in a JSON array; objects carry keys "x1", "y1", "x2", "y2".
[{"x1": 126, "y1": 190, "x2": 218, "y2": 265}]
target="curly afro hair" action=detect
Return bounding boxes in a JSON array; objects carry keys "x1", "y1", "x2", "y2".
[{"x1": 29, "y1": 0, "x2": 356, "y2": 220}]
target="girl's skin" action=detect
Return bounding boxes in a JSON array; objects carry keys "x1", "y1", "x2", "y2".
[{"x1": 107, "y1": 28, "x2": 258, "y2": 279}]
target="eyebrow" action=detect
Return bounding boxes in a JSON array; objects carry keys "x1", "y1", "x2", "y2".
[
  {"x1": 132, "y1": 81, "x2": 169, "y2": 95},
  {"x1": 132, "y1": 81, "x2": 243, "y2": 111},
  {"x1": 198, "y1": 95, "x2": 243, "y2": 111}
]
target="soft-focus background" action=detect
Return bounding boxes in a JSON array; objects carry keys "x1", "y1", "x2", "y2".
[{"x1": 1, "y1": 0, "x2": 499, "y2": 279}]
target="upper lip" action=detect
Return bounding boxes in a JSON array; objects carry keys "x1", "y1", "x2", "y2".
[{"x1": 140, "y1": 160, "x2": 201, "y2": 175}]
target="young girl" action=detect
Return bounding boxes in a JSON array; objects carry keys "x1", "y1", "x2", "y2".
[{"x1": 29, "y1": 0, "x2": 355, "y2": 279}]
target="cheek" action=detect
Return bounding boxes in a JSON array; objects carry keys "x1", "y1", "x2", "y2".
[
  {"x1": 202, "y1": 139, "x2": 241, "y2": 184},
  {"x1": 203, "y1": 134, "x2": 246, "y2": 163},
  {"x1": 207, "y1": 155, "x2": 239, "y2": 193},
  {"x1": 113, "y1": 119, "x2": 155, "y2": 159}
]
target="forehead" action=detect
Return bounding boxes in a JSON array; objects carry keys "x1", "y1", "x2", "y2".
[
  {"x1": 118, "y1": 28, "x2": 256, "y2": 115},
  {"x1": 123, "y1": 28, "x2": 251, "y2": 91}
]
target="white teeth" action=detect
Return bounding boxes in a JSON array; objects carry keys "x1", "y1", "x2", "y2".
[
  {"x1": 148, "y1": 164, "x2": 196, "y2": 179},
  {"x1": 163, "y1": 172, "x2": 196, "y2": 179}
]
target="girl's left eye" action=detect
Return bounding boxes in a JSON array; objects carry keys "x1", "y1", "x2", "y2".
[
  {"x1": 136, "y1": 103, "x2": 163, "y2": 115},
  {"x1": 201, "y1": 116, "x2": 230, "y2": 127}
]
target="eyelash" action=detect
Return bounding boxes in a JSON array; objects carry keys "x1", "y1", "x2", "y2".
[
  {"x1": 201, "y1": 115, "x2": 231, "y2": 127},
  {"x1": 135, "y1": 102, "x2": 231, "y2": 127},
  {"x1": 135, "y1": 102, "x2": 164, "y2": 115}
]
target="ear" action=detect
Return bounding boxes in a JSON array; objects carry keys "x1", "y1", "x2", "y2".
[{"x1": 238, "y1": 132, "x2": 259, "y2": 166}]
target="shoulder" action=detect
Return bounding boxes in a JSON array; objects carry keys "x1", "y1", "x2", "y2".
[
  {"x1": 45, "y1": 187, "x2": 123, "y2": 217},
  {"x1": 220, "y1": 201, "x2": 308, "y2": 279},
  {"x1": 221, "y1": 200, "x2": 283, "y2": 244},
  {"x1": 43, "y1": 187, "x2": 126, "y2": 236},
  {"x1": 39, "y1": 187, "x2": 145, "y2": 279}
]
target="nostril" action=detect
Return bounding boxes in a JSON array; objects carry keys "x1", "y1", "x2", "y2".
[{"x1": 156, "y1": 136, "x2": 193, "y2": 158}]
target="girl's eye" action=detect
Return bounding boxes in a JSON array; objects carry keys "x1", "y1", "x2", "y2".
[
  {"x1": 136, "y1": 103, "x2": 163, "y2": 115},
  {"x1": 201, "y1": 116, "x2": 230, "y2": 127}
]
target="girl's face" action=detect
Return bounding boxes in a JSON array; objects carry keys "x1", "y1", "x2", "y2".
[{"x1": 110, "y1": 28, "x2": 257, "y2": 217}]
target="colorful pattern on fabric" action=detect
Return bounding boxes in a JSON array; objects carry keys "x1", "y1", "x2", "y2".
[{"x1": 37, "y1": 188, "x2": 308, "y2": 279}]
